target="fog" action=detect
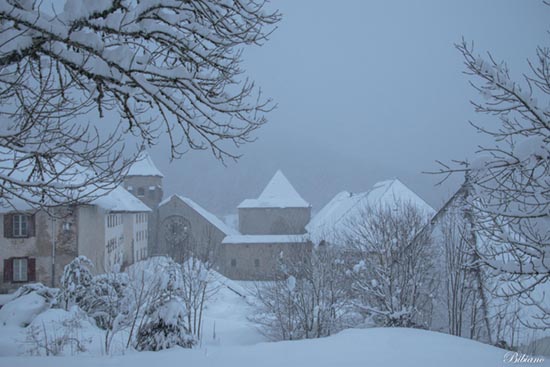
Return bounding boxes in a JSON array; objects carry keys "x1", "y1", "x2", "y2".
[{"x1": 146, "y1": 0, "x2": 548, "y2": 216}]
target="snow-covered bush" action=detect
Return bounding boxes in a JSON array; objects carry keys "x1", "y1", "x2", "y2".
[
  {"x1": 180, "y1": 257, "x2": 219, "y2": 340},
  {"x1": 80, "y1": 272, "x2": 131, "y2": 354},
  {"x1": 345, "y1": 202, "x2": 435, "y2": 328},
  {"x1": 135, "y1": 299, "x2": 195, "y2": 351},
  {"x1": 252, "y1": 245, "x2": 354, "y2": 341},
  {"x1": 12, "y1": 283, "x2": 59, "y2": 305},
  {"x1": 80, "y1": 273, "x2": 130, "y2": 330},
  {"x1": 24, "y1": 307, "x2": 93, "y2": 356},
  {"x1": 59, "y1": 256, "x2": 94, "y2": 310},
  {"x1": 59, "y1": 257, "x2": 134, "y2": 354},
  {"x1": 135, "y1": 260, "x2": 195, "y2": 351}
]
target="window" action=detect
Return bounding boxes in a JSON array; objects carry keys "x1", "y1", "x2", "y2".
[
  {"x1": 254, "y1": 259, "x2": 260, "y2": 268},
  {"x1": 137, "y1": 187, "x2": 145, "y2": 197},
  {"x1": 13, "y1": 214, "x2": 28, "y2": 237},
  {"x1": 127, "y1": 185, "x2": 133, "y2": 192},
  {"x1": 107, "y1": 214, "x2": 123, "y2": 228},
  {"x1": 4, "y1": 257, "x2": 35, "y2": 283},
  {"x1": 13, "y1": 258, "x2": 28, "y2": 282},
  {"x1": 230, "y1": 259, "x2": 237, "y2": 267},
  {"x1": 4, "y1": 213, "x2": 35, "y2": 238}
]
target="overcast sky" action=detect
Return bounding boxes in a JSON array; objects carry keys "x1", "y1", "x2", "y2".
[{"x1": 148, "y1": 0, "x2": 548, "y2": 216}]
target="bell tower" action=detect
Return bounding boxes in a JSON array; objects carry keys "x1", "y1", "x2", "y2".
[{"x1": 124, "y1": 152, "x2": 164, "y2": 255}]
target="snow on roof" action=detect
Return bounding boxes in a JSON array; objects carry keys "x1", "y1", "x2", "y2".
[
  {"x1": 0, "y1": 185, "x2": 151, "y2": 214},
  {"x1": 126, "y1": 151, "x2": 164, "y2": 178},
  {"x1": 306, "y1": 179, "x2": 435, "y2": 243},
  {"x1": 160, "y1": 194, "x2": 239, "y2": 236},
  {"x1": 0, "y1": 149, "x2": 148, "y2": 213},
  {"x1": 238, "y1": 170, "x2": 309, "y2": 209},
  {"x1": 92, "y1": 186, "x2": 151, "y2": 213},
  {"x1": 222, "y1": 234, "x2": 308, "y2": 244}
]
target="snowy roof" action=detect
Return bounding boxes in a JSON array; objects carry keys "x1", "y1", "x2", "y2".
[
  {"x1": 238, "y1": 170, "x2": 310, "y2": 209},
  {"x1": 159, "y1": 194, "x2": 239, "y2": 235},
  {"x1": 126, "y1": 152, "x2": 164, "y2": 178},
  {"x1": 306, "y1": 179, "x2": 435, "y2": 243},
  {"x1": 222, "y1": 234, "x2": 309, "y2": 244},
  {"x1": 0, "y1": 148, "x2": 150, "y2": 213},
  {"x1": 92, "y1": 186, "x2": 151, "y2": 213}
]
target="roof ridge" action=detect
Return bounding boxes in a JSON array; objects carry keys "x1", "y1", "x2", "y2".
[{"x1": 239, "y1": 170, "x2": 309, "y2": 208}]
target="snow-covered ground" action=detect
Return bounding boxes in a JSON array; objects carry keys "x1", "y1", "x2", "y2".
[
  {"x1": 200, "y1": 277, "x2": 265, "y2": 347},
  {"x1": 0, "y1": 262, "x2": 547, "y2": 366},
  {"x1": 0, "y1": 327, "x2": 538, "y2": 367}
]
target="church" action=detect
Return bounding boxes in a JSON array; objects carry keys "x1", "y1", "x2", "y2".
[{"x1": 123, "y1": 153, "x2": 312, "y2": 280}]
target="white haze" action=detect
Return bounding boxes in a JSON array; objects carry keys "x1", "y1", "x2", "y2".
[{"x1": 142, "y1": 0, "x2": 548, "y2": 216}]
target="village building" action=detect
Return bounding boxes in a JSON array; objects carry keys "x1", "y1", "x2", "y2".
[
  {"x1": 220, "y1": 170, "x2": 312, "y2": 280},
  {"x1": 122, "y1": 155, "x2": 313, "y2": 280},
  {"x1": 0, "y1": 186, "x2": 151, "y2": 293},
  {"x1": 122, "y1": 151, "x2": 164, "y2": 255},
  {"x1": 306, "y1": 178, "x2": 435, "y2": 245},
  {"x1": 156, "y1": 194, "x2": 238, "y2": 263},
  {"x1": 1, "y1": 151, "x2": 443, "y2": 289}
]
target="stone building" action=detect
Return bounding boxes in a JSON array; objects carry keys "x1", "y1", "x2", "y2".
[
  {"x1": 122, "y1": 155, "x2": 313, "y2": 280},
  {"x1": 0, "y1": 187, "x2": 151, "y2": 293},
  {"x1": 156, "y1": 194, "x2": 238, "y2": 263},
  {"x1": 220, "y1": 170, "x2": 312, "y2": 280}
]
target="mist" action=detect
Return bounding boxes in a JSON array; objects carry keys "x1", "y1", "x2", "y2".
[{"x1": 146, "y1": 0, "x2": 548, "y2": 216}]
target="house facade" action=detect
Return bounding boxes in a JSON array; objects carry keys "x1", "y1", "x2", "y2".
[{"x1": 0, "y1": 186, "x2": 151, "y2": 293}]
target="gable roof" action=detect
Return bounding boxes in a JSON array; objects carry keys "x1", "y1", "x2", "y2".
[
  {"x1": 238, "y1": 170, "x2": 310, "y2": 209},
  {"x1": 306, "y1": 178, "x2": 435, "y2": 243},
  {"x1": 93, "y1": 186, "x2": 151, "y2": 213},
  {"x1": 160, "y1": 194, "x2": 239, "y2": 236},
  {"x1": 127, "y1": 152, "x2": 164, "y2": 178}
]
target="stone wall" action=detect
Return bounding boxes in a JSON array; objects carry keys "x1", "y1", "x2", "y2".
[
  {"x1": 238, "y1": 207, "x2": 311, "y2": 235},
  {"x1": 218, "y1": 241, "x2": 312, "y2": 280}
]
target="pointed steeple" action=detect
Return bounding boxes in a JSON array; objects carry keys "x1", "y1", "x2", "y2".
[
  {"x1": 127, "y1": 151, "x2": 164, "y2": 178},
  {"x1": 238, "y1": 170, "x2": 309, "y2": 208}
]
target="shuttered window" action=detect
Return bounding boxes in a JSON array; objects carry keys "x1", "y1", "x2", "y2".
[
  {"x1": 3, "y1": 213, "x2": 35, "y2": 238},
  {"x1": 3, "y1": 257, "x2": 35, "y2": 283},
  {"x1": 13, "y1": 258, "x2": 27, "y2": 282},
  {"x1": 13, "y1": 214, "x2": 28, "y2": 237}
]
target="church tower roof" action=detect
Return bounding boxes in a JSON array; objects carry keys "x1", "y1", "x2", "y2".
[
  {"x1": 238, "y1": 170, "x2": 309, "y2": 209},
  {"x1": 127, "y1": 152, "x2": 164, "y2": 178}
]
